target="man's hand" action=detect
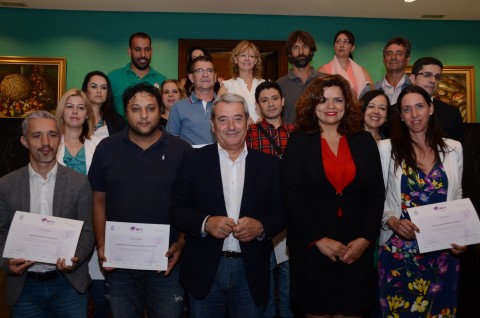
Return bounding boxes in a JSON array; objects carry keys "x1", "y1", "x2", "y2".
[
  {"x1": 56, "y1": 256, "x2": 78, "y2": 272},
  {"x1": 315, "y1": 237, "x2": 348, "y2": 262},
  {"x1": 232, "y1": 217, "x2": 263, "y2": 242},
  {"x1": 205, "y1": 216, "x2": 236, "y2": 239},
  {"x1": 8, "y1": 258, "x2": 35, "y2": 275},
  {"x1": 450, "y1": 243, "x2": 467, "y2": 255},
  {"x1": 96, "y1": 245, "x2": 115, "y2": 272},
  {"x1": 162, "y1": 235, "x2": 185, "y2": 276}
]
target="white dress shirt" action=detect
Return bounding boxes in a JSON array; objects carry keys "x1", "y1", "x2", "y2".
[
  {"x1": 28, "y1": 162, "x2": 58, "y2": 272},
  {"x1": 218, "y1": 143, "x2": 248, "y2": 252},
  {"x1": 381, "y1": 75, "x2": 406, "y2": 105}
]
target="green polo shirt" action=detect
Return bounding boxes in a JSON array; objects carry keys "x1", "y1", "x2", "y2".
[{"x1": 108, "y1": 62, "x2": 166, "y2": 117}]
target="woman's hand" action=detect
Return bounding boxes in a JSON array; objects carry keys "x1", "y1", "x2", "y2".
[
  {"x1": 387, "y1": 217, "x2": 419, "y2": 240},
  {"x1": 449, "y1": 243, "x2": 467, "y2": 255},
  {"x1": 340, "y1": 238, "x2": 370, "y2": 264},
  {"x1": 315, "y1": 237, "x2": 348, "y2": 262}
]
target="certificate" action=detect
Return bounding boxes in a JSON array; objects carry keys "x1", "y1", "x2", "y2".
[
  {"x1": 407, "y1": 198, "x2": 480, "y2": 253},
  {"x1": 3, "y1": 211, "x2": 83, "y2": 266},
  {"x1": 104, "y1": 221, "x2": 170, "y2": 271}
]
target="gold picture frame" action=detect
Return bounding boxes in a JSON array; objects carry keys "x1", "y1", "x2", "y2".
[
  {"x1": 406, "y1": 65, "x2": 476, "y2": 123},
  {"x1": 0, "y1": 56, "x2": 66, "y2": 118}
]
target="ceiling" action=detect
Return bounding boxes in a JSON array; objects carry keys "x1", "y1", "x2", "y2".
[{"x1": 6, "y1": 0, "x2": 480, "y2": 21}]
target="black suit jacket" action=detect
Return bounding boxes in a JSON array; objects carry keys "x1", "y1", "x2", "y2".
[
  {"x1": 433, "y1": 98, "x2": 464, "y2": 142},
  {"x1": 170, "y1": 144, "x2": 286, "y2": 305},
  {"x1": 281, "y1": 130, "x2": 385, "y2": 249}
]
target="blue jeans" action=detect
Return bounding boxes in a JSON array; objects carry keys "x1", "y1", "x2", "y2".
[
  {"x1": 264, "y1": 252, "x2": 293, "y2": 318},
  {"x1": 12, "y1": 274, "x2": 87, "y2": 318},
  {"x1": 89, "y1": 279, "x2": 110, "y2": 318},
  {"x1": 105, "y1": 266, "x2": 184, "y2": 318},
  {"x1": 189, "y1": 257, "x2": 263, "y2": 318}
]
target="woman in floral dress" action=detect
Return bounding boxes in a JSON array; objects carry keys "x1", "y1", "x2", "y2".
[{"x1": 377, "y1": 86, "x2": 466, "y2": 318}]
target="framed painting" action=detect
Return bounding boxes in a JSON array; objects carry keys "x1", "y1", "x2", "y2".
[
  {"x1": 406, "y1": 65, "x2": 476, "y2": 123},
  {"x1": 0, "y1": 56, "x2": 66, "y2": 118}
]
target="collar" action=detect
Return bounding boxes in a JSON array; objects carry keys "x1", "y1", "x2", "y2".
[
  {"x1": 287, "y1": 67, "x2": 318, "y2": 81},
  {"x1": 217, "y1": 142, "x2": 248, "y2": 163},
  {"x1": 382, "y1": 74, "x2": 409, "y2": 89},
  {"x1": 124, "y1": 62, "x2": 156, "y2": 76},
  {"x1": 259, "y1": 118, "x2": 288, "y2": 130},
  {"x1": 121, "y1": 125, "x2": 171, "y2": 147},
  {"x1": 189, "y1": 91, "x2": 216, "y2": 104},
  {"x1": 28, "y1": 162, "x2": 58, "y2": 182}
]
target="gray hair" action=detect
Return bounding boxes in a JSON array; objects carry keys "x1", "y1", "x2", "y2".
[
  {"x1": 211, "y1": 93, "x2": 249, "y2": 120},
  {"x1": 22, "y1": 110, "x2": 58, "y2": 137}
]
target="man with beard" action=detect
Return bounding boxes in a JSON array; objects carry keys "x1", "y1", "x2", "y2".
[
  {"x1": 88, "y1": 82, "x2": 190, "y2": 318},
  {"x1": 109, "y1": 32, "x2": 166, "y2": 118},
  {"x1": 0, "y1": 110, "x2": 94, "y2": 317},
  {"x1": 277, "y1": 30, "x2": 325, "y2": 123}
]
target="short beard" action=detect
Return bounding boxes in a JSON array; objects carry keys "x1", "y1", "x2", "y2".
[
  {"x1": 131, "y1": 57, "x2": 150, "y2": 71},
  {"x1": 289, "y1": 54, "x2": 313, "y2": 68}
]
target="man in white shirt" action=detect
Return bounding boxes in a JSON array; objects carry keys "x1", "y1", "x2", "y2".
[
  {"x1": 375, "y1": 36, "x2": 412, "y2": 105},
  {"x1": 170, "y1": 93, "x2": 286, "y2": 318},
  {"x1": 0, "y1": 110, "x2": 94, "y2": 317}
]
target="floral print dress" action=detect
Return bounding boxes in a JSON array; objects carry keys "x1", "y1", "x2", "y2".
[{"x1": 379, "y1": 160, "x2": 460, "y2": 318}]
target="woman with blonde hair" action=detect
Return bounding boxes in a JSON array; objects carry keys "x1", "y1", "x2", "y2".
[
  {"x1": 159, "y1": 79, "x2": 186, "y2": 127},
  {"x1": 55, "y1": 88, "x2": 99, "y2": 174},
  {"x1": 218, "y1": 40, "x2": 264, "y2": 122}
]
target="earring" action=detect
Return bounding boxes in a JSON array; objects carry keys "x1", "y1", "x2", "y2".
[{"x1": 429, "y1": 112, "x2": 433, "y2": 115}]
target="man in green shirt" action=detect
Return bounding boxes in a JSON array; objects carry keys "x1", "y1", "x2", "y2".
[{"x1": 108, "y1": 32, "x2": 166, "y2": 118}]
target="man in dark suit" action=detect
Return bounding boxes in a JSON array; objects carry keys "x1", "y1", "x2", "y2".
[
  {"x1": 170, "y1": 93, "x2": 286, "y2": 318},
  {"x1": 0, "y1": 110, "x2": 94, "y2": 317},
  {"x1": 409, "y1": 57, "x2": 464, "y2": 142}
]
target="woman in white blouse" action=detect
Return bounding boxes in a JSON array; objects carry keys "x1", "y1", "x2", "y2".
[{"x1": 218, "y1": 40, "x2": 264, "y2": 123}]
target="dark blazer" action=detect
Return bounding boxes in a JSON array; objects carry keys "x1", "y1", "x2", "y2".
[
  {"x1": 282, "y1": 130, "x2": 384, "y2": 248},
  {"x1": 0, "y1": 165, "x2": 94, "y2": 305},
  {"x1": 170, "y1": 144, "x2": 286, "y2": 306},
  {"x1": 281, "y1": 130, "x2": 385, "y2": 313},
  {"x1": 433, "y1": 98, "x2": 464, "y2": 142}
]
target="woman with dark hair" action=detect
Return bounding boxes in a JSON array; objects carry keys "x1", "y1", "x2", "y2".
[
  {"x1": 360, "y1": 90, "x2": 389, "y2": 143},
  {"x1": 378, "y1": 86, "x2": 465, "y2": 318},
  {"x1": 318, "y1": 30, "x2": 374, "y2": 98},
  {"x1": 159, "y1": 79, "x2": 186, "y2": 126},
  {"x1": 282, "y1": 74, "x2": 384, "y2": 317},
  {"x1": 218, "y1": 40, "x2": 265, "y2": 123},
  {"x1": 82, "y1": 71, "x2": 125, "y2": 139}
]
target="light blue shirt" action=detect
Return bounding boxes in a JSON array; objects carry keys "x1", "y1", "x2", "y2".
[{"x1": 166, "y1": 92, "x2": 216, "y2": 146}]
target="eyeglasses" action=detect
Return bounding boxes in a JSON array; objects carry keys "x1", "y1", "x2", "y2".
[
  {"x1": 335, "y1": 40, "x2": 351, "y2": 45},
  {"x1": 193, "y1": 68, "x2": 215, "y2": 75},
  {"x1": 416, "y1": 72, "x2": 442, "y2": 80}
]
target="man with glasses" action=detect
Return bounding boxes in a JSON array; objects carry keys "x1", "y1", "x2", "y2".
[
  {"x1": 375, "y1": 36, "x2": 412, "y2": 105},
  {"x1": 167, "y1": 55, "x2": 217, "y2": 146},
  {"x1": 409, "y1": 57, "x2": 464, "y2": 142}
]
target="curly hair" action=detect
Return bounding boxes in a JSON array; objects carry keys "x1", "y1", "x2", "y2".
[
  {"x1": 122, "y1": 82, "x2": 162, "y2": 111},
  {"x1": 295, "y1": 74, "x2": 362, "y2": 135},
  {"x1": 229, "y1": 41, "x2": 262, "y2": 79}
]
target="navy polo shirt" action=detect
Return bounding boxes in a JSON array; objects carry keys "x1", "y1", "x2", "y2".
[{"x1": 88, "y1": 126, "x2": 191, "y2": 244}]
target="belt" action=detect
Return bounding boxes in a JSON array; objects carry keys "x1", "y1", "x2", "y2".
[
  {"x1": 27, "y1": 270, "x2": 59, "y2": 281},
  {"x1": 221, "y1": 251, "x2": 242, "y2": 258}
]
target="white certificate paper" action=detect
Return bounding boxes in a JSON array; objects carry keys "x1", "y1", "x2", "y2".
[
  {"x1": 273, "y1": 231, "x2": 289, "y2": 264},
  {"x1": 3, "y1": 211, "x2": 83, "y2": 266},
  {"x1": 104, "y1": 221, "x2": 170, "y2": 271},
  {"x1": 407, "y1": 198, "x2": 480, "y2": 253}
]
